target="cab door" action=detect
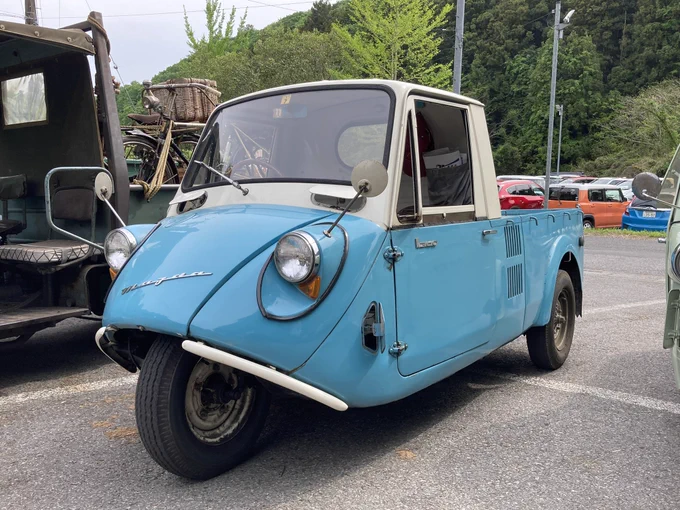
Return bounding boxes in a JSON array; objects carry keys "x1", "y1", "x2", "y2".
[
  {"x1": 605, "y1": 188, "x2": 627, "y2": 227},
  {"x1": 586, "y1": 188, "x2": 609, "y2": 226},
  {"x1": 391, "y1": 96, "x2": 500, "y2": 377}
]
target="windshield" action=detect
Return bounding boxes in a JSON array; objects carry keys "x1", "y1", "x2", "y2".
[
  {"x1": 184, "y1": 88, "x2": 393, "y2": 190},
  {"x1": 659, "y1": 145, "x2": 680, "y2": 208}
]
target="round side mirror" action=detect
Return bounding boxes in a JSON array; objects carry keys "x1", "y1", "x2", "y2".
[
  {"x1": 94, "y1": 172, "x2": 114, "y2": 201},
  {"x1": 632, "y1": 172, "x2": 661, "y2": 200},
  {"x1": 351, "y1": 160, "x2": 388, "y2": 198}
]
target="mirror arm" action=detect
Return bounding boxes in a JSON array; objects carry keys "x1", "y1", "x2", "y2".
[
  {"x1": 100, "y1": 195, "x2": 126, "y2": 227},
  {"x1": 641, "y1": 191, "x2": 680, "y2": 211},
  {"x1": 324, "y1": 185, "x2": 367, "y2": 238}
]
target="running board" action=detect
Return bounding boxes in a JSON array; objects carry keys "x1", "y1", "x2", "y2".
[
  {"x1": 0, "y1": 306, "x2": 88, "y2": 336},
  {"x1": 181, "y1": 340, "x2": 348, "y2": 412}
]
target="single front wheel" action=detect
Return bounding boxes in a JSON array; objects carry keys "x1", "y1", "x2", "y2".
[
  {"x1": 135, "y1": 338, "x2": 270, "y2": 479},
  {"x1": 526, "y1": 269, "x2": 576, "y2": 370}
]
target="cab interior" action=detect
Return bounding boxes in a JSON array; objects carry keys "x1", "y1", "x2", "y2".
[{"x1": 0, "y1": 34, "x2": 109, "y2": 329}]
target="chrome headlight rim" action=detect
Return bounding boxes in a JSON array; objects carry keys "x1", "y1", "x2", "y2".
[
  {"x1": 671, "y1": 244, "x2": 680, "y2": 282},
  {"x1": 274, "y1": 231, "x2": 321, "y2": 284},
  {"x1": 104, "y1": 228, "x2": 137, "y2": 271}
]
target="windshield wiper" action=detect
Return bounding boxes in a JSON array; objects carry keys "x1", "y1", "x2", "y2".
[{"x1": 195, "y1": 161, "x2": 249, "y2": 196}]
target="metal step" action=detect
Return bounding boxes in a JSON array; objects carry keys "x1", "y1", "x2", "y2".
[{"x1": 0, "y1": 307, "x2": 89, "y2": 332}]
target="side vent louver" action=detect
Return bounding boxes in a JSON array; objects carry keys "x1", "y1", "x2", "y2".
[
  {"x1": 504, "y1": 224, "x2": 522, "y2": 258},
  {"x1": 507, "y1": 263, "x2": 523, "y2": 298}
]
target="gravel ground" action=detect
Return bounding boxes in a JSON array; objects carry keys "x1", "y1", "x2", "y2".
[{"x1": 0, "y1": 235, "x2": 677, "y2": 510}]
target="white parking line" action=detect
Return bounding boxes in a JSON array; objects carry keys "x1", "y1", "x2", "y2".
[
  {"x1": 0, "y1": 374, "x2": 138, "y2": 410},
  {"x1": 476, "y1": 368, "x2": 680, "y2": 415},
  {"x1": 5, "y1": 365, "x2": 680, "y2": 417},
  {"x1": 587, "y1": 299, "x2": 666, "y2": 315}
]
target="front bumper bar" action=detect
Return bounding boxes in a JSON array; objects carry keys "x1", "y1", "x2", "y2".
[{"x1": 181, "y1": 340, "x2": 348, "y2": 411}]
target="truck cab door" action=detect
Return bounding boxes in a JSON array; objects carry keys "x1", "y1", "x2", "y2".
[{"x1": 391, "y1": 97, "x2": 500, "y2": 377}]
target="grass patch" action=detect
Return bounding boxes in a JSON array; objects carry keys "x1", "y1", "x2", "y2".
[{"x1": 585, "y1": 228, "x2": 664, "y2": 238}]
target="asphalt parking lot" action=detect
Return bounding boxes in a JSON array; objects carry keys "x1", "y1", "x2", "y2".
[{"x1": 1, "y1": 235, "x2": 677, "y2": 510}]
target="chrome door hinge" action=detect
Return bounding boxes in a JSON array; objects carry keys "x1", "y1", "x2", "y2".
[
  {"x1": 389, "y1": 340, "x2": 408, "y2": 357},
  {"x1": 383, "y1": 246, "x2": 404, "y2": 263}
]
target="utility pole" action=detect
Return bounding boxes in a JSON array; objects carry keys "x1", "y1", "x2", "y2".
[
  {"x1": 452, "y1": 0, "x2": 465, "y2": 94},
  {"x1": 543, "y1": 1, "x2": 561, "y2": 208},
  {"x1": 556, "y1": 104, "x2": 564, "y2": 175},
  {"x1": 24, "y1": 0, "x2": 38, "y2": 25}
]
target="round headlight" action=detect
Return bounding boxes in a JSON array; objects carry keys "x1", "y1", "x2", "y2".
[
  {"x1": 274, "y1": 231, "x2": 320, "y2": 283},
  {"x1": 104, "y1": 228, "x2": 137, "y2": 272},
  {"x1": 671, "y1": 244, "x2": 680, "y2": 282}
]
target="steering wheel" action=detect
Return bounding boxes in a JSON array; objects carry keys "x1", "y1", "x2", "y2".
[{"x1": 230, "y1": 159, "x2": 283, "y2": 180}]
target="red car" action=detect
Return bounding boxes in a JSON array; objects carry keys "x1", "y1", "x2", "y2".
[{"x1": 497, "y1": 179, "x2": 545, "y2": 209}]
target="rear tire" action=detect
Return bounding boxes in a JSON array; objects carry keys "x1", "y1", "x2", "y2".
[
  {"x1": 135, "y1": 338, "x2": 270, "y2": 480},
  {"x1": 526, "y1": 269, "x2": 575, "y2": 370}
]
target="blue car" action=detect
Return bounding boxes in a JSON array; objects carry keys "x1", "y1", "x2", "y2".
[
  {"x1": 622, "y1": 197, "x2": 670, "y2": 232},
  {"x1": 93, "y1": 80, "x2": 584, "y2": 479}
]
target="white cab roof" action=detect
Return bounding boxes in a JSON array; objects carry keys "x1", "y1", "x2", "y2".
[{"x1": 217, "y1": 79, "x2": 485, "y2": 108}]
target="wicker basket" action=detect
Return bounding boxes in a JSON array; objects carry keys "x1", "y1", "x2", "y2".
[{"x1": 155, "y1": 78, "x2": 220, "y2": 122}]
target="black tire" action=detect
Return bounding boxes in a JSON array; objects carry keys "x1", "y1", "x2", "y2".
[
  {"x1": 526, "y1": 269, "x2": 575, "y2": 370},
  {"x1": 123, "y1": 135, "x2": 180, "y2": 184},
  {"x1": 583, "y1": 218, "x2": 594, "y2": 229},
  {"x1": 135, "y1": 338, "x2": 270, "y2": 480}
]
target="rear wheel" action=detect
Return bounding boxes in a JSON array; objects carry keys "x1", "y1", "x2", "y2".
[
  {"x1": 135, "y1": 338, "x2": 270, "y2": 480},
  {"x1": 526, "y1": 269, "x2": 575, "y2": 370},
  {"x1": 123, "y1": 135, "x2": 180, "y2": 185}
]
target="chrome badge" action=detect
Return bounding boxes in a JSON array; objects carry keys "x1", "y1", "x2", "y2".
[{"x1": 121, "y1": 271, "x2": 213, "y2": 295}]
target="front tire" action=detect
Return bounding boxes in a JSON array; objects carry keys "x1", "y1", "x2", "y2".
[
  {"x1": 135, "y1": 338, "x2": 270, "y2": 480},
  {"x1": 526, "y1": 269, "x2": 576, "y2": 370},
  {"x1": 583, "y1": 219, "x2": 594, "y2": 229}
]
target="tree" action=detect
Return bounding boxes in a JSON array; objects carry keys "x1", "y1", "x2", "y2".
[
  {"x1": 583, "y1": 80, "x2": 680, "y2": 176},
  {"x1": 303, "y1": 0, "x2": 333, "y2": 32},
  {"x1": 253, "y1": 28, "x2": 344, "y2": 89},
  {"x1": 183, "y1": 1, "x2": 250, "y2": 56},
  {"x1": 609, "y1": 0, "x2": 680, "y2": 95},
  {"x1": 332, "y1": 0, "x2": 452, "y2": 87}
]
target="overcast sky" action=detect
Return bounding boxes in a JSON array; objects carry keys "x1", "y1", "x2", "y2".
[{"x1": 0, "y1": 0, "x2": 314, "y2": 83}]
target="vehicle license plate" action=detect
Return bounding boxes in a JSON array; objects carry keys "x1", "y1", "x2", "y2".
[{"x1": 642, "y1": 211, "x2": 656, "y2": 218}]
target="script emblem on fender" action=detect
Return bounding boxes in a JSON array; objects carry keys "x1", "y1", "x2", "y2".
[{"x1": 121, "y1": 271, "x2": 213, "y2": 295}]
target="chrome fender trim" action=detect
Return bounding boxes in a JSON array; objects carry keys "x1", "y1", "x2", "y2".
[{"x1": 181, "y1": 340, "x2": 348, "y2": 411}]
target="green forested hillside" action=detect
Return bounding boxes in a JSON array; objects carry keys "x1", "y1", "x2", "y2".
[{"x1": 116, "y1": 0, "x2": 680, "y2": 177}]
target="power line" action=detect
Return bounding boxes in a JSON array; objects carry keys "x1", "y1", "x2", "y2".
[
  {"x1": 247, "y1": 0, "x2": 299, "y2": 12},
  {"x1": 523, "y1": 12, "x2": 552, "y2": 27},
  {"x1": 0, "y1": 9, "x2": 25, "y2": 20},
  {"x1": 36, "y1": 1, "x2": 313, "y2": 20}
]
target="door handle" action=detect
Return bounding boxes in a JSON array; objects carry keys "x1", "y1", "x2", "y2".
[{"x1": 482, "y1": 229, "x2": 497, "y2": 236}]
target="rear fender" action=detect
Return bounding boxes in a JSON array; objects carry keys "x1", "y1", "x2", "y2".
[{"x1": 535, "y1": 236, "x2": 583, "y2": 326}]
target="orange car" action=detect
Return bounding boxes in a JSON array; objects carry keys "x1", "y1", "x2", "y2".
[{"x1": 548, "y1": 184, "x2": 630, "y2": 229}]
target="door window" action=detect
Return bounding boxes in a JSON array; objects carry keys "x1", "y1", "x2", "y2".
[
  {"x1": 588, "y1": 189, "x2": 605, "y2": 202},
  {"x1": 395, "y1": 98, "x2": 474, "y2": 223},
  {"x1": 417, "y1": 102, "x2": 472, "y2": 209},
  {"x1": 605, "y1": 189, "x2": 623, "y2": 202},
  {"x1": 396, "y1": 116, "x2": 419, "y2": 221},
  {"x1": 530, "y1": 185, "x2": 544, "y2": 196},
  {"x1": 550, "y1": 187, "x2": 578, "y2": 201},
  {"x1": 513, "y1": 184, "x2": 531, "y2": 195}
]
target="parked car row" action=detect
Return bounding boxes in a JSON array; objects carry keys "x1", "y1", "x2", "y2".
[{"x1": 496, "y1": 173, "x2": 668, "y2": 230}]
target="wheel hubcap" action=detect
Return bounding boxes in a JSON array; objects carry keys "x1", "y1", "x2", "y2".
[
  {"x1": 185, "y1": 359, "x2": 254, "y2": 444},
  {"x1": 553, "y1": 290, "x2": 570, "y2": 350}
]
